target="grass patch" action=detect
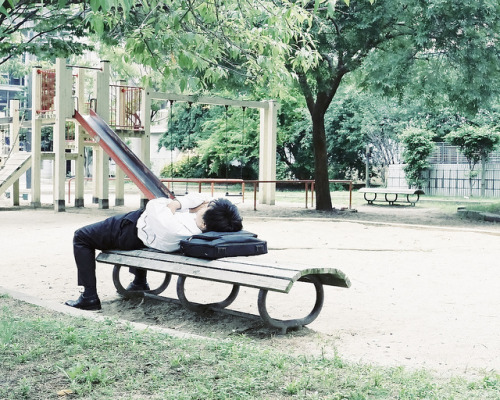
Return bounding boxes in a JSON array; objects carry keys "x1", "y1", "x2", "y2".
[
  {"x1": 461, "y1": 201, "x2": 500, "y2": 214},
  {"x1": 1, "y1": 294, "x2": 499, "y2": 399}
]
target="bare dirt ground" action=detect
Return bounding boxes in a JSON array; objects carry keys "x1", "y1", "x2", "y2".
[{"x1": 1, "y1": 193, "x2": 499, "y2": 379}]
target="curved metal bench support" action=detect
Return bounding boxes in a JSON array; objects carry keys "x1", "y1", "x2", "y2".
[
  {"x1": 176, "y1": 275, "x2": 240, "y2": 312},
  {"x1": 385, "y1": 193, "x2": 398, "y2": 205},
  {"x1": 257, "y1": 275, "x2": 324, "y2": 334},
  {"x1": 112, "y1": 265, "x2": 171, "y2": 298},
  {"x1": 361, "y1": 189, "x2": 422, "y2": 206},
  {"x1": 363, "y1": 192, "x2": 377, "y2": 204},
  {"x1": 407, "y1": 193, "x2": 420, "y2": 206}
]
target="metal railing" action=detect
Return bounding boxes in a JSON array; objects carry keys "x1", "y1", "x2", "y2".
[
  {"x1": 36, "y1": 69, "x2": 56, "y2": 115},
  {"x1": 67, "y1": 177, "x2": 353, "y2": 210},
  {"x1": 161, "y1": 178, "x2": 352, "y2": 210},
  {"x1": 109, "y1": 84, "x2": 143, "y2": 130}
]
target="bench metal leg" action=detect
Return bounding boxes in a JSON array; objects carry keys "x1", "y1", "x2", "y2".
[
  {"x1": 407, "y1": 193, "x2": 420, "y2": 206},
  {"x1": 384, "y1": 193, "x2": 398, "y2": 205},
  {"x1": 112, "y1": 265, "x2": 171, "y2": 298},
  {"x1": 363, "y1": 192, "x2": 376, "y2": 204},
  {"x1": 176, "y1": 275, "x2": 240, "y2": 312},
  {"x1": 257, "y1": 275, "x2": 324, "y2": 334}
]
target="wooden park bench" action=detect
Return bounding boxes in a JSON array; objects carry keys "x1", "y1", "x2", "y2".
[
  {"x1": 358, "y1": 187, "x2": 424, "y2": 206},
  {"x1": 96, "y1": 249, "x2": 351, "y2": 334}
]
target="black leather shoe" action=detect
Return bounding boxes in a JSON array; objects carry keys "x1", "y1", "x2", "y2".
[
  {"x1": 125, "y1": 282, "x2": 150, "y2": 291},
  {"x1": 65, "y1": 294, "x2": 101, "y2": 310}
]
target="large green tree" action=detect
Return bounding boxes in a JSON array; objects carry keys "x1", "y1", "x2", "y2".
[{"x1": 290, "y1": 0, "x2": 500, "y2": 209}]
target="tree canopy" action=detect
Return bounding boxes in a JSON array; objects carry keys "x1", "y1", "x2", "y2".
[
  {"x1": 86, "y1": 0, "x2": 316, "y2": 94},
  {"x1": 0, "y1": 1, "x2": 92, "y2": 67},
  {"x1": 445, "y1": 125, "x2": 500, "y2": 171}
]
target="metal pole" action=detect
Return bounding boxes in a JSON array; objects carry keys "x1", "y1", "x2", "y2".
[{"x1": 365, "y1": 144, "x2": 371, "y2": 188}]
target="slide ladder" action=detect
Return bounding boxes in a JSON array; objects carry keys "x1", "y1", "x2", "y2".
[
  {"x1": 0, "y1": 152, "x2": 31, "y2": 197},
  {"x1": 73, "y1": 109, "x2": 174, "y2": 200}
]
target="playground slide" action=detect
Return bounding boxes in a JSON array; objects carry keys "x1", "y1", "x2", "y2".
[
  {"x1": 0, "y1": 152, "x2": 31, "y2": 196},
  {"x1": 73, "y1": 109, "x2": 174, "y2": 200}
]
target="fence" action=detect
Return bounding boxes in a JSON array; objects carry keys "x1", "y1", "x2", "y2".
[
  {"x1": 387, "y1": 164, "x2": 500, "y2": 197},
  {"x1": 37, "y1": 69, "x2": 56, "y2": 115},
  {"x1": 66, "y1": 177, "x2": 353, "y2": 210},
  {"x1": 109, "y1": 84, "x2": 143, "y2": 130},
  {"x1": 428, "y1": 142, "x2": 500, "y2": 164},
  {"x1": 161, "y1": 178, "x2": 353, "y2": 210}
]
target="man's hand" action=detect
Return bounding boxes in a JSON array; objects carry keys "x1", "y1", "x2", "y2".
[
  {"x1": 189, "y1": 201, "x2": 209, "y2": 213},
  {"x1": 176, "y1": 193, "x2": 209, "y2": 210}
]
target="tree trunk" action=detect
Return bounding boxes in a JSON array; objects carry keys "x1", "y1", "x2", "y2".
[
  {"x1": 311, "y1": 111, "x2": 332, "y2": 211},
  {"x1": 296, "y1": 67, "x2": 345, "y2": 211}
]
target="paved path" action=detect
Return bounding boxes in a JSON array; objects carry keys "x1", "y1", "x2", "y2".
[{"x1": 1, "y1": 200, "x2": 499, "y2": 378}]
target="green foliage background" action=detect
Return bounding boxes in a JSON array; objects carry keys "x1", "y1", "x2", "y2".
[
  {"x1": 1, "y1": 0, "x2": 500, "y2": 203},
  {"x1": 399, "y1": 128, "x2": 435, "y2": 188}
]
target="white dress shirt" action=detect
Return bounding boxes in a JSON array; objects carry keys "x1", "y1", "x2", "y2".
[{"x1": 136, "y1": 198, "x2": 202, "y2": 252}]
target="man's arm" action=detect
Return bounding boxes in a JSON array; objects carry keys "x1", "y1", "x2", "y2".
[
  {"x1": 167, "y1": 198, "x2": 208, "y2": 215},
  {"x1": 169, "y1": 193, "x2": 209, "y2": 214},
  {"x1": 167, "y1": 199, "x2": 182, "y2": 214}
]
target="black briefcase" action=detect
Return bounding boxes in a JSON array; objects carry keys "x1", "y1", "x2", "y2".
[{"x1": 180, "y1": 230, "x2": 268, "y2": 259}]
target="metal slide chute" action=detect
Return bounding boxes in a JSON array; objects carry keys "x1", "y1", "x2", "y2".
[{"x1": 74, "y1": 109, "x2": 174, "y2": 200}]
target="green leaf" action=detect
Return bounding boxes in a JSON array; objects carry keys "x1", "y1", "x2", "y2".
[
  {"x1": 314, "y1": 0, "x2": 321, "y2": 13},
  {"x1": 92, "y1": 14, "x2": 104, "y2": 35},
  {"x1": 90, "y1": 0, "x2": 101, "y2": 11},
  {"x1": 179, "y1": 77, "x2": 187, "y2": 92},
  {"x1": 327, "y1": 0, "x2": 337, "y2": 17}
]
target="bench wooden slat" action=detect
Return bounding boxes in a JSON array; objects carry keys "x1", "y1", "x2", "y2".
[
  {"x1": 97, "y1": 252, "x2": 295, "y2": 293},
  {"x1": 358, "y1": 188, "x2": 424, "y2": 195},
  {"x1": 116, "y1": 249, "x2": 350, "y2": 288},
  {"x1": 96, "y1": 249, "x2": 351, "y2": 292},
  {"x1": 214, "y1": 255, "x2": 350, "y2": 288},
  {"x1": 112, "y1": 249, "x2": 302, "y2": 278}
]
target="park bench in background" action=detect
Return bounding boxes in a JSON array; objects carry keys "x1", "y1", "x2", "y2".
[
  {"x1": 358, "y1": 187, "x2": 424, "y2": 206},
  {"x1": 96, "y1": 249, "x2": 351, "y2": 334}
]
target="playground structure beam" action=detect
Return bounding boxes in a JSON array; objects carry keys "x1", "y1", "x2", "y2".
[{"x1": 148, "y1": 92, "x2": 270, "y2": 110}]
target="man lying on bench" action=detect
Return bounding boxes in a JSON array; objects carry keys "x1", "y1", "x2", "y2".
[{"x1": 65, "y1": 194, "x2": 243, "y2": 311}]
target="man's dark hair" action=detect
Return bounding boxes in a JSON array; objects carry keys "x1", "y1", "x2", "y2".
[{"x1": 203, "y1": 198, "x2": 243, "y2": 232}]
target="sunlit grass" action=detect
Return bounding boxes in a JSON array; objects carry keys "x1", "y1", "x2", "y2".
[{"x1": 1, "y1": 294, "x2": 499, "y2": 399}]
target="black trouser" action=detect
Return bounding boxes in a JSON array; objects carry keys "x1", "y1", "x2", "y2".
[{"x1": 73, "y1": 209, "x2": 145, "y2": 289}]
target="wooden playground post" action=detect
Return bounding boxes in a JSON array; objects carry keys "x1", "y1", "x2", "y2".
[
  {"x1": 114, "y1": 80, "x2": 127, "y2": 206},
  {"x1": 258, "y1": 100, "x2": 278, "y2": 205},
  {"x1": 9, "y1": 100, "x2": 20, "y2": 206},
  {"x1": 140, "y1": 87, "x2": 151, "y2": 208},
  {"x1": 54, "y1": 58, "x2": 73, "y2": 212},
  {"x1": 30, "y1": 67, "x2": 42, "y2": 208},
  {"x1": 74, "y1": 67, "x2": 86, "y2": 207},
  {"x1": 95, "y1": 60, "x2": 110, "y2": 209}
]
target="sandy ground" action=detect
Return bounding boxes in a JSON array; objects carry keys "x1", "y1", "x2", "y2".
[{"x1": 1, "y1": 191, "x2": 499, "y2": 379}]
